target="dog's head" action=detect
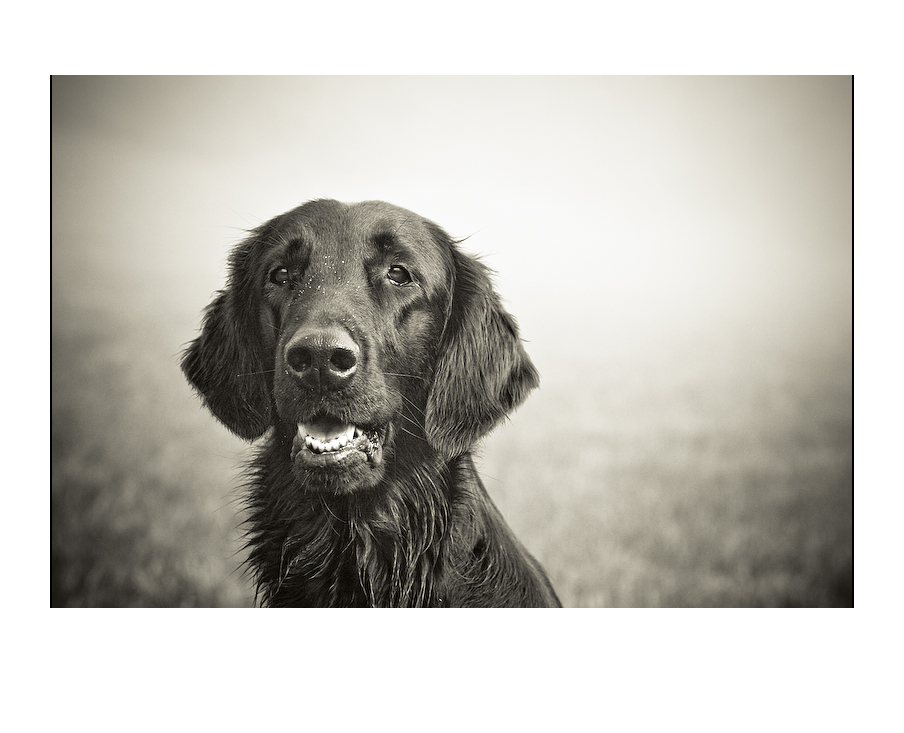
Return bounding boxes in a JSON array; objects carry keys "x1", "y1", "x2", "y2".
[{"x1": 182, "y1": 199, "x2": 538, "y2": 493}]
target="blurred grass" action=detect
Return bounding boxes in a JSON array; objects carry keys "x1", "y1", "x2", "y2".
[
  {"x1": 51, "y1": 252, "x2": 255, "y2": 607},
  {"x1": 482, "y1": 311, "x2": 853, "y2": 607},
  {"x1": 51, "y1": 246, "x2": 852, "y2": 607}
]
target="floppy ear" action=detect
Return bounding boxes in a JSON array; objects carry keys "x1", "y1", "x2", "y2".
[
  {"x1": 425, "y1": 246, "x2": 539, "y2": 459},
  {"x1": 181, "y1": 238, "x2": 273, "y2": 440}
]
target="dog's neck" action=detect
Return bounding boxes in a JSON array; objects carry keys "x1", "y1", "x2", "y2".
[{"x1": 243, "y1": 449, "x2": 455, "y2": 607}]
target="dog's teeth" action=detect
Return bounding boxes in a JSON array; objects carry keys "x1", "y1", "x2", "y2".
[{"x1": 297, "y1": 422, "x2": 373, "y2": 455}]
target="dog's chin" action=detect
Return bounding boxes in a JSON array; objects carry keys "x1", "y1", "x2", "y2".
[{"x1": 289, "y1": 421, "x2": 389, "y2": 493}]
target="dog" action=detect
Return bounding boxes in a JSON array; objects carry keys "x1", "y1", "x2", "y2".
[{"x1": 182, "y1": 199, "x2": 560, "y2": 607}]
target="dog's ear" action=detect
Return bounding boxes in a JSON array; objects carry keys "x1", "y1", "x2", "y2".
[
  {"x1": 425, "y1": 245, "x2": 539, "y2": 459},
  {"x1": 181, "y1": 238, "x2": 273, "y2": 440}
]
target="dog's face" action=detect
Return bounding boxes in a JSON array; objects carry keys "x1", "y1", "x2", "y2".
[
  {"x1": 265, "y1": 200, "x2": 453, "y2": 492},
  {"x1": 182, "y1": 199, "x2": 538, "y2": 494}
]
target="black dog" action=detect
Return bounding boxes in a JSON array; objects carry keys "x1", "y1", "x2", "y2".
[{"x1": 182, "y1": 199, "x2": 560, "y2": 607}]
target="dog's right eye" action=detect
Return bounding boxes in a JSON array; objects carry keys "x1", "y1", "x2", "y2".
[
  {"x1": 269, "y1": 267, "x2": 290, "y2": 286},
  {"x1": 387, "y1": 266, "x2": 413, "y2": 286}
]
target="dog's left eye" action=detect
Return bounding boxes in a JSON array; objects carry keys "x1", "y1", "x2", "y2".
[
  {"x1": 387, "y1": 266, "x2": 412, "y2": 285},
  {"x1": 270, "y1": 267, "x2": 290, "y2": 286}
]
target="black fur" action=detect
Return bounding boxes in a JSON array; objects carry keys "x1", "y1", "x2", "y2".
[{"x1": 182, "y1": 199, "x2": 560, "y2": 607}]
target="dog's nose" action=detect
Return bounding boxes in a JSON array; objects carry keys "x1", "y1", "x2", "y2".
[{"x1": 285, "y1": 328, "x2": 360, "y2": 391}]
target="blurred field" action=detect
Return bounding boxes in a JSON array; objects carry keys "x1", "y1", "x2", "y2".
[
  {"x1": 52, "y1": 250, "x2": 255, "y2": 607},
  {"x1": 51, "y1": 238, "x2": 852, "y2": 607},
  {"x1": 482, "y1": 306, "x2": 852, "y2": 607}
]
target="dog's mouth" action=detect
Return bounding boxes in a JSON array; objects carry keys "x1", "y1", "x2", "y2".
[{"x1": 289, "y1": 414, "x2": 385, "y2": 468}]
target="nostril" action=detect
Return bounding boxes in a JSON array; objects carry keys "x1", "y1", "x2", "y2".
[
  {"x1": 329, "y1": 348, "x2": 357, "y2": 374},
  {"x1": 286, "y1": 346, "x2": 313, "y2": 373}
]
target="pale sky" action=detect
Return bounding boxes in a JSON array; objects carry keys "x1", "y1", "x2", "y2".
[{"x1": 52, "y1": 76, "x2": 852, "y2": 367}]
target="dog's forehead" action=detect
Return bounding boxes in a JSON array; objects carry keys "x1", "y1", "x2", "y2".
[
  {"x1": 278, "y1": 199, "x2": 440, "y2": 251},
  {"x1": 348, "y1": 200, "x2": 425, "y2": 232}
]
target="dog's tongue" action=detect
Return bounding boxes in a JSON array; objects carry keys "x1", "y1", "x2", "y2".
[{"x1": 304, "y1": 416, "x2": 350, "y2": 441}]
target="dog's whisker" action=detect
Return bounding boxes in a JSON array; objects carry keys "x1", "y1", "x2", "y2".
[
  {"x1": 385, "y1": 387, "x2": 425, "y2": 415},
  {"x1": 382, "y1": 371, "x2": 427, "y2": 381},
  {"x1": 398, "y1": 415, "x2": 422, "y2": 433},
  {"x1": 396, "y1": 425, "x2": 420, "y2": 441}
]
